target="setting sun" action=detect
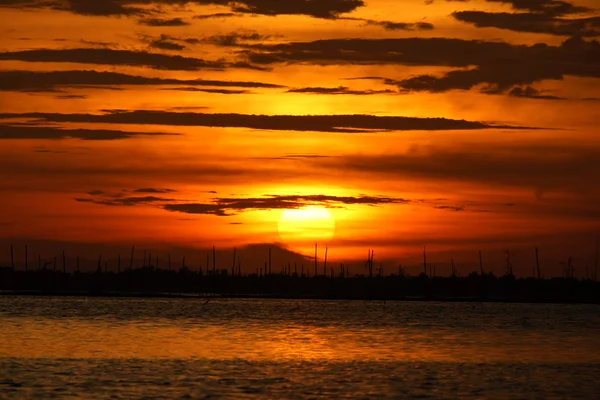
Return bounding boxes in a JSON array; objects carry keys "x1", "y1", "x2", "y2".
[{"x1": 278, "y1": 207, "x2": 336, "y2": 245}]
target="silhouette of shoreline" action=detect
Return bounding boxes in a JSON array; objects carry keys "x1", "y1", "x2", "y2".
[{"x1": 1, "y1": 266, "x2": 599, "y2": 304}]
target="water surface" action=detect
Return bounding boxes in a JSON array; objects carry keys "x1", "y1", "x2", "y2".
[{"x1": 1, "y1": 297, "x2": 599, "y2": 398}]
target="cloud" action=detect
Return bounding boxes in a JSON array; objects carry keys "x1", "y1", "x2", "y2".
[
  {"x1": 0, "y1": 124, "x2": 179, "y2": 140},
  {"x1": 0, "y1": 48, "x2": 261, "y2": 71},
  {"x1": 149, "y1": 36, "x2": 187, "y2": 51},
  {"x1": 507, "y1": 86, "x2": 566, "y2": 100},
  {"x1": 76, "y1": 195, "x2": 175, "y2": 206},
  {"x1": 205, "y1": 32, "x2": 272, "y2": 46},
  {"x1": 166, "y1": 194, "x2": 409, "y2": 216},
  {"x1": 453, "y1": 11, "x2": 600, "y2": 37},
  {"x1": 1, "y1": 0, "x2": 366, "y2": 19},
  {"x1": 160, "y1": 87, "x2": 250, "y2": 94},
  {"x1": 343, "y1": 17, "x2": 435, "y2": 31},
  {"x1": 428, "y1": 0, "x2": 591, "y2": 17},
  {"x1": 0, "y1": 70, "x2": 284, "y2": 92},
  {"x1": 54, "y1": 94, "x2": 88, "y2": 99},
  {"x1": 193, "y1": 12, "x2": 239, "y2": 19},
  {"x1": 485, "y1": 0, "x2": 591, "y2": 17},
  {"x1": 286, "y1": 86, "x2": 396, "y2": 95},
  {"x1": 249, "y1": 36, "x2": 599, "y2": 95},
  {"x1": 73, "y1": 191, "x2": 411, "y2": 216},
  {"x1": 138, "y1": 17, "x2": 189, "y2": 26},
  {"x1": 133, "y1": 188, "x2": 177, "y2": 193},
  {"x1": 50, "y1": 0, "x2": 142, "y2": 16},
  {"x1": 75, "y1": 191, "x2": 493, "y2": 217},
  {"x1": 213, "y1": 0, "x2": 365, "y2": 19},
  {"x1": 0, "y1": 110, "x2": 534, "y2": 132}
]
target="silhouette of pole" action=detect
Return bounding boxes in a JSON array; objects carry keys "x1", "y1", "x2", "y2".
[
  {"x1": 535, "y1": 247, "x2": 541, "y2": 280},
  {"x1": 156, "y1": 256, "x2": 158, "y2": 270},
  {"x1": 423, "y1": 246, "x2": 427, "y2": 277},
  {"x1": 97, "y1": 255, "x2": 102, "y2": 273},
  {"x1": 206, "y1": 253, "x2": 209, "y2": 275},
  {"x1": 25, "y1": 245, "x2": 28, "y2": 272},
  {"x1": 314, "y1": 243, "x2": 318, "y2": 277},
  {"x1": 62, "y1": 250, "x2": 66, "y2": 274},
  {"x1": 324, "y1": 247, "x2": 328, "y2": 276},
  {"x1": 479, "y1": 250, "x2": 484, "y2": 275},
  {"x1": 213, "y1": 246, "x2": 216, "y2": 275},
  {"x1": 10, "y1": 245, "x2": 14, "y2": 270},
  {"x1": 268, "y1": 247, "x2": 272, "y2": 276},
  {"x1": 451, "y1": 256, "x2": 455, "y2": 277},
  {"x1": 130, "y1": 246, "x2": 134, "y2": 270},
  {"x1": 595, "y1": 237, "x2": 599, "y2": 281},
  {"x1": 143, "y1": 249, "x2": 146, "y2": 268},
  {"x1": 168, "y1": 253, "x2": 171, "y2": 271},
  {"x1": 232, "y1": 247, "x2": 236, "y2": 277}
]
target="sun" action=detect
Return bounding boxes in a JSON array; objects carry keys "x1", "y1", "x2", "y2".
[{"x1": 278, "y1": 206, "x2": 335, "y2": 245}]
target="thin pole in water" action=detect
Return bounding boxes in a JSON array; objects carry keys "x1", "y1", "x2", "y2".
[
  {"x1": 232, "y1": 247, "x2": 236, "y2": 277},
  {"x1": 324, "y1": 247, "x2": 328, "y2": 276},
  {"x1": 130, "y1": 246, "x2": 135, "y2": 270},
  {"x1": 595, "y1": 237, "x2": 599, "y2": 281},
  {"x1": 423, "y1": 246, "x2": 427, "y2": 277},
  {"x1": 314, "y1": 243, "x2": 318, "y2": 277},
  {"x1": 535, "y1": 247, "x2": 541, "y2": 280}
]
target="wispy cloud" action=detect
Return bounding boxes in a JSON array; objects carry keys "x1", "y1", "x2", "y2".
[
  {"x1": 287, "y1": 86, "x2": 396, "y2": 95},
  {"x1": 0, "y1": 110, "x2": 535, "y2": 133},
  {"x1": 0, "y1": 48, "x2": 264, "y2": 71},
  {"x1": 0, "y1": 124, "x2": 179, "y2": 140},
  {"x1": 138, "y1": 17, "x2": 189, "y2": 27},
  {"x1": 0, "y1": 70, "x2": 284, "y2": 92}
]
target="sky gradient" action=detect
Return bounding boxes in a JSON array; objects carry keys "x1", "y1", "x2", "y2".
[{"x1": 1, "y1": 0, "x2": 599, "y2": 277}]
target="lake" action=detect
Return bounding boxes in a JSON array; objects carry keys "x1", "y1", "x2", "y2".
[{"x1": 1, "y1": 296, "x2": 599, "y2": 398}]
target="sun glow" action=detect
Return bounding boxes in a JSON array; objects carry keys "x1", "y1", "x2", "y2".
[{"x1": 278, "y1": 207, "x2": 335, "y2": 245}]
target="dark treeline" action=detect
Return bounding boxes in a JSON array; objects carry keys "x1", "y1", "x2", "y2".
[{"x1": 1, "y1": 263, "x2": 599, "y2": 304}]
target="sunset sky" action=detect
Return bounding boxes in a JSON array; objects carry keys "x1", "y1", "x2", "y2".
[{"x1": 1, "y1": 0, "x2": 599, "y2": 277}]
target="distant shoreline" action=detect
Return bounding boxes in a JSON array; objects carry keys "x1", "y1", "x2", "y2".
[{"x1": 1, "y1": 290, "x2": 598, "y2": 305}]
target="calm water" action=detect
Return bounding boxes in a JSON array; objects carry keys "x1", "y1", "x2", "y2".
[{"x1": 0, "y1": 297, "x2": 599, "y2": 399}]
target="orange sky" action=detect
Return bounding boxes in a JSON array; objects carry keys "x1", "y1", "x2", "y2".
[{"x1": 1, "y1": 0, "x2": 599, "y2": 277}]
